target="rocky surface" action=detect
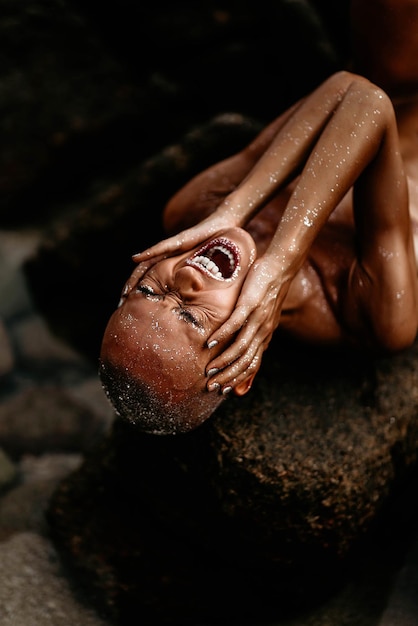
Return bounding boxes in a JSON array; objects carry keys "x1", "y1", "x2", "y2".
[
  {"x1": 44, "y1": 338, "x2": 418, "y2": 624},
  {"x1": 0, "y1": 229, "x2": 114, "y2": 625}
]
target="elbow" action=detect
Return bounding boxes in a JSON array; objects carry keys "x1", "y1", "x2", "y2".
[{"x1": 370, "y1": 319, "x2": 418, "y2": 355}]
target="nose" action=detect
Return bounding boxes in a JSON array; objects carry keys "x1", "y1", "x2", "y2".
[{"x1": 174, "y1": 266, "x2": 204, "y2": 293}]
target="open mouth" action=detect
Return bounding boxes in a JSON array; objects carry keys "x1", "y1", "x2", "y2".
[{"x1": 186, "y1": 237, "x2": 240, "y2": 281}]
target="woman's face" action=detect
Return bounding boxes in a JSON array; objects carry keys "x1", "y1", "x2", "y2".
[{"x1": 100, "y1": 227, "x2": 257, "y2": 399}]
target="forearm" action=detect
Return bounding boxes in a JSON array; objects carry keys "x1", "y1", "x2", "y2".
[
  {"x1": 216, "y1": 72, "x2": 374, "y2": 228},
  {"x1": 261, "y1": 74, "x2": 402, "y2": 282}
]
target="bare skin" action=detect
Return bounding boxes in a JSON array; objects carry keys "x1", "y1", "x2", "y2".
[{"x1": 100, "y1": 0, "x2": 418, "y2": 432}]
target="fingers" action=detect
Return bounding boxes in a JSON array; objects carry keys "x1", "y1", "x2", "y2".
[
  {"x1": 118, "y1": 254, "x2": 166, "y2": 305},
  {"x1": 206, "y1": 334, "x2": 267, "y2": 394},
  {"x1": 205, "y1": 286, "x2": 276, "y2": 368},
  {"x1": 206, "y1": 317, "x2": 271, "y2": 393},
  {"x1": 207, "y1": 318, "x2": 256, "y2": 375},
  {"x1": 206, "y1": 303, "x2": 254, "y2": 349},
  {"x1": 129, "y1": 255, "x2": 164, "y2": 284},
  {"x1": 132, "y1": 222, "x2": 219, "y2": 263},
  {"x1": 204, "y1": 281, "x2": 281, "y2": 394},
  {"x1": 132, "y1": 210, "x2": 238, "y2": 263},
  {"x1": 132, "y1": 236, "x2": 183, "y2": 262}
]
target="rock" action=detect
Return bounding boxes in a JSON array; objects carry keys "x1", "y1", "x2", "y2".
[
  {"x1": 0, "y1": 320, "x2": 14, "y2": 378},
  {"x1": 0, "y1": 454, "x2": 82, "y2": 538},
  {"x1": 46, "y1": 337, "x2": 418, "y2": 624},
  {"x1": 0, "y1": 386, "x2": 107, "y2": 458},
  {"x1": 0, "y1": 532, "x2": 109, "y2": 626},
  {"x1": 378, "y1": 533, "x2": 418, "y2": 626},
  {"x1": 10, "y1": 313, "x2": 86, "y2": 365},
  {"x1": 0, "y1": 0, "x2": 341, "y2": 228},
  {"x1": 0, "y1": 448, "x2": 17, "y2": 494},
  {"x1": 0, "y1": 0, "x2": 144, "y2": 225},
  {"x1": 20, "y1": 452, "x2": 83, "y2": 485},
  {"x1": 0, "y1": 231, "x2": 41, "y2": 322},
  {"x1": 64, "y1": 377, "x2": 116, "y2": 434}
]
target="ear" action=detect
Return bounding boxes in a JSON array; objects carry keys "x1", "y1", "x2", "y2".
[{"x1": 232, "y1": 372, "x2": 257, "y2": 397}]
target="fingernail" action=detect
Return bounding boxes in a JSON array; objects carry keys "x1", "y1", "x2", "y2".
[
  {"x1": 122, "y1": 283, "x2": 130, "y2": 296},
  {"x1": 206, "y1": 368, "x2": 219, "y2": 377},
  {"x1": 222, "y1": 386, "x2": 233, "y2": 396},
  {"x1": 208, "y1": 382, "x2": 220, "y2": 392},
  {"x1": 207, "y1": 340, "x2": 218, "y2": 349}
]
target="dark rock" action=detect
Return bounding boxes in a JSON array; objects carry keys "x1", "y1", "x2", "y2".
[
  {"x1": 0, "y1": 448, "x2": 17, "y2": 494},
  {"x1": 0, "y1": 0, "x2": 144, "y2": 224},
  {"x1": 0, "y1": 386, "x2": 107, "y2": 459},
  {"x1": 378, "y1": 533, "x2": 418, "y2": 626},
  {"x1": 47, "y1": 338, "x2": 418, "y2": 624},
  {"x1": 0, "y1": 478, "x2": 67, "y2": 539},
  {"x1": 0, "y1": 0, "x2": 341, "y2": 228},
  {"x1": 0, "y1": 453, "x2": 81, "y2": 539},
  {"x1": 0, "y1": 319, "x2": 14, "y2": 378},
  {"x1": 0, "y1": 532, "x2": 109, "y2": 625}
]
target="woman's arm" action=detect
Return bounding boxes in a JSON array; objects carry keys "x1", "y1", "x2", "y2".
[{"x1": 203, "y1": 71, "x2": 417, "y2": 392}]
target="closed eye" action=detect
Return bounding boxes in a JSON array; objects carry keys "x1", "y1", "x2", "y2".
[
  {"x1": 177, "y1": 307, "x2": 203, "y2": 329},
  {"x1": 138, "y1": 282, "x2": 203, "y2": 330},
  {"x1": 136, "y1": 284, "x2": 162, "y2": 299}
]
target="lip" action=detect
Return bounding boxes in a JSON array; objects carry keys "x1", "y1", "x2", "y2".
[{"x1": 186, "y1": 237, "x2": 241, "y2": 281}]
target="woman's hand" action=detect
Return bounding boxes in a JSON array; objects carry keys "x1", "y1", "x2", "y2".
[
  {"x1": 121, "y1": 253, "x2": 169, "y2": 298},
  {"x1": 205, "y1": 254, "x2": 291, "y2": 393},
  {"x1": 132, "y1": 205, "x2": 240, "y2": 265}
]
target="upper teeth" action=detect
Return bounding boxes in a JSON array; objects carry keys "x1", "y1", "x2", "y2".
[
  {"x1": 193, "y1": 245, "x2": 235, "y2": 279},
  {"x1": 193, "y1": 255, "x2": 223, "y2": 278}
]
